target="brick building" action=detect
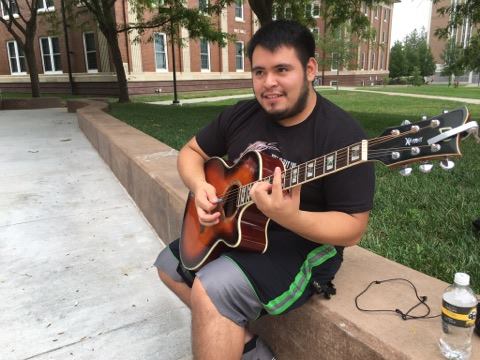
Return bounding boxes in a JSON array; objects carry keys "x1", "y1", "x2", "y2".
[
  {"x1": 0, "y1": 1, "x2": 394, "y2": 96},
  {"x1": 428, "y1": 0, "x2": 479, "y2": 84}
]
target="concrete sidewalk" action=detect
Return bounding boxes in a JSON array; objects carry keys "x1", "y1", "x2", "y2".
[
  {"x1": 147, "y1": 93, "x2": 254, "y2": 105},
  {"x1": 0, "y1": 109, "x2": 191, "y2": 360},
  {"x1": 339, "y1": 87, "x2": 480, "y2": 104}
]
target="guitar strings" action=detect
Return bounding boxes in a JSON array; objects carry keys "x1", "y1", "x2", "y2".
[
  {"x1": 217, "y1": 142, "x2": 445, "y2": 206},
  {"x1": 214, "y1": 119, "x2": 443, "y2": 205}
]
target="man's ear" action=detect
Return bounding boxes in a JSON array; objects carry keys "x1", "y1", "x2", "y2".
[{"x1": 306, "y1": 57, "x2": 318, "y2": 82}]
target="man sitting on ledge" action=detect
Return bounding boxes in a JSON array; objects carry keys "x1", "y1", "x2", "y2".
[{"x1": 154, "y1": 20, "x2": 375, "y2": 360}]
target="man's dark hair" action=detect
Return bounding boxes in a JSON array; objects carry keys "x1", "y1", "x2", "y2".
[{"x1": 247, "y1": 20, "x2": 316, "y2": 68}]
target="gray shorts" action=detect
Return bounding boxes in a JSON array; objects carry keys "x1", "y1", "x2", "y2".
[{"x1": 154, "y1": 246, "x2": 263, "y2": 327}]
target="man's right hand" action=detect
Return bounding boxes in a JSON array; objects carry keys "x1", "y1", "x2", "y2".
[{"x1": 193, "y1": 181, "x2": 221, "y2": 226}]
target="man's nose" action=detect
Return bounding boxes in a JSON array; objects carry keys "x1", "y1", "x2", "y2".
[{"x1": 264, "y1": 72, "x2": 278, "y2": 88}]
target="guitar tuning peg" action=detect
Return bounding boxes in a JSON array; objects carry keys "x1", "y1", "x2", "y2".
[
  {"x1": 421, "y1": 115, "x2": 427, "y2": 121},
  {"x1": 440, "y1": 158, "x2": 455, "y2": 170},
  {"x1": 443, "y1": 109, "x2": 449, "y2": 114},
  {"x1": 401, "y1": 120, "x2": 411, "y2": 126},
  {"x1": 419, "y1": 162, "x2": 433, "y2": 173},
  {"x1": 399, "y1": 166, "x2": 413, "y2": 176}
]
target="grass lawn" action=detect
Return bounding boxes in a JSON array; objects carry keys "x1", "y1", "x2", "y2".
[
  {"x1": 110, "y1": 90, "x2": 480, "y2": 292},
  {"x1": 356, "y1": 84, "x2": 480, "y2": 99}
]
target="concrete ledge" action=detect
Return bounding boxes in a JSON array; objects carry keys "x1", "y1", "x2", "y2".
[
  {"x1": 0, "y1": 97, "x2": 64, "y2": 110},
  {"x1": 74, "y1": 100, "x2": 480, "y2": 360}
]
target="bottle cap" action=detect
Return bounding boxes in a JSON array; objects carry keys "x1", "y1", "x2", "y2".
[{"x1": 454, "y1": 272, "x2": 470, "y2": 286}]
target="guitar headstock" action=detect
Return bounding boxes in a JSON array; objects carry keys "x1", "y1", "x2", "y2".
[{"x1": 368, "y1": 107, "x2": 478, "y2": 171}]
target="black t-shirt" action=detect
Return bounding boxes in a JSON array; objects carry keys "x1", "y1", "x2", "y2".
[
  {"x1": 194, "y1": 93, "x2": 375, "y2": 306},
  {"x1": 197, "y1": 93, "x2": 375, "y2": 216}
]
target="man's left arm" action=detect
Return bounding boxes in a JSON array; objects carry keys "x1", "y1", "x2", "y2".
[{"x1": 249, "y1": 167, "x2": 370, "y2": 247}]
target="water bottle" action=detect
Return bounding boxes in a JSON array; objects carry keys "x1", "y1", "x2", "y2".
[{"x1": 439, "y1": 272, "x2": 478, "y2": 360}]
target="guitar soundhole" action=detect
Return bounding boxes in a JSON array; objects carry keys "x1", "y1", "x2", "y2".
[{"x1": 223, "y1": 185, "x2": 239, "y2": 218}]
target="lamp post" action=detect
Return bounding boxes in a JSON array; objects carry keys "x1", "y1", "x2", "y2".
[{"x1": 170, "y1": 20, "x2": 180, "y2": 105}]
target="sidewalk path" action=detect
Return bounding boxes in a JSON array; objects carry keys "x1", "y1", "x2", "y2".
[
  {"x1": 148, "y1": 93, "x2": 254, "y2": 105},
  {"x1": 339, "y1": 87, "x2": 480, "y2": 105},
  {"x1": 0, "y1": 109, "x2": 191, "y2": 360}
]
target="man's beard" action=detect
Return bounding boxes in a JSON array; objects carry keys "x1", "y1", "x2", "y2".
[{"x1": 264, "y1": 78, "x2": 310, "y2": 123}]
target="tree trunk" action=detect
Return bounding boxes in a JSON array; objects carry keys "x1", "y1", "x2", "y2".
[
  {"x1": 104, "y1": 30, "x2": 129, "y2": 103},
  {"x1": 24, "y1": 40, "x2": 40, "y2": 97}
]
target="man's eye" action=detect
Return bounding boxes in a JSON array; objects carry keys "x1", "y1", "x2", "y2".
[
  {"x1": 278, "y1": 67, "x2": 288, "y2": 72},
  {"x1": 254, "y1": 70, "x2": 263, "y2": 76}
]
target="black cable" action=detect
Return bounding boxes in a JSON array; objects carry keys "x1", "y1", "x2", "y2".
[{"x1": 354, "y1": 278, "x2": 441, "y2": 321}]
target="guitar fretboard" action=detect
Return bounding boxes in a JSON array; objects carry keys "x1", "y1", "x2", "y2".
[{"x1": 236, "y1": 140, "x2": 368, "y2": 207}]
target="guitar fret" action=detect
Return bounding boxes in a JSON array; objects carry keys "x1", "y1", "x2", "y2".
[
  {"x1": 306, "y1": 160, "x2": 315, "y2": 180},
  {"x1": 290, "y1": 166, "x2": 299, "y2": 185},
  {"x1": 324, "y1": 152, "x2": 336, "y2": 173},
  {"x1": 349, "y1": 143, "x2": 361, "y2": 163},
  {"x1": 337, "y1": 149, "x2": 348, "y2": 169}
]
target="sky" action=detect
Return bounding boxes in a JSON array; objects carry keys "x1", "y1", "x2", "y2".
[{"x1": 390, "y1": 0, "x2": 432, "y2": 47}]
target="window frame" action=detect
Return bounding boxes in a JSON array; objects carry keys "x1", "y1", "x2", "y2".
[
  {"x1": 200, "y1": 38, "x2": 211, "y2": 72},
  {"x1": 1, "y1": 0, "x2": 19, "y2": 19},
  {"x1": 154, "y1": 32, "x2": 169, "y2": 72},
  {"x1": 6, "y1": 40, "x2": 27, "y2": 75},
  {"x1": 83, "y1": 32, "x2": 98, "y2": 73},
  {"x1": 39, "y1": 36, "x2": 63, "y2": 74},
  {"x1": 235, "y1": 41, "x2": 244, "y2": 72},
  {"x1": 360, "y1": 52, "x2": 365, "y2": 70},
  {"x1": 311, "y1": 1, "x2": 320, "y2": 18},
  {"x1": 234, "y1": 0, "x2": 244, "y2": 21},
  {"x1": 38, "y1": 0, "x2": 55, "y2": 13}
]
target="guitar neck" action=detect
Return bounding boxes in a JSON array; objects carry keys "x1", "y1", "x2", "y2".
[{"x1": 236, "y1": 140, "x2": 369, "y2": 207}]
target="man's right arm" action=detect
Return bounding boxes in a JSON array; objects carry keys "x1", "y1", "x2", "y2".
[{"x1": 177, "y1": 137, "x2": 221, "y2": 226}]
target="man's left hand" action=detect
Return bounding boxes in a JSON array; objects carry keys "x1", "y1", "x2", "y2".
[{"x1": 249, "y1": 167, "x2": 301, "y2": 225}]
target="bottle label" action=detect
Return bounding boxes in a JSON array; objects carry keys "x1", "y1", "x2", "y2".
[{"x1": 442, "y1": 300, "x2": 477, "y2": 328}]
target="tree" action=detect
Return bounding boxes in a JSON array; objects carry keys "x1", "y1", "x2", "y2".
[
  {"x1": 441, "y1": 39, "x2": 465, "y2": 86},
  {"x1": 433, "y1": 0, "x2": 480, "y2": 39},
  {"x1": 70, "y1": 0, "x2": 233, "y2": 103},
  {"x1": 389, "y1": 29, "x2": 435, "y2": 81},
  {"x1": 462, "y1": 34, "x2": 480, "y2": 86},
  {"x1": 316, "y1": 25, "x2": 357, "y2": 91},
  {"x1": 388, "y1": 41, "x2": 406, "y2": 78},
  {"x1": 417, "y1": 38, "x2": 436, "y2": 77},
  {"x1": 0, "y1": 0, "x2": 43, "y2": 97}
]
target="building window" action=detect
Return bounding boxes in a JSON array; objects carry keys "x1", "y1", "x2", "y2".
[
  {"x1": 383, "y1": 8, "x2": 388, "y2": 22},
  {"x1": 7, "y1": 40, "x2": 26, "y2": 75},
  {"x1": 83, "y1": 32, "x2": 98, "y2": 73},
  {"x1": 360, "y1": 52, "x2": 365, "y2": 70},
  {"x1": 200, "y1": 38, "x2": 210, "y2": 71},
  {"x1": 306, "y1": 1, "x2": 320, "y2": 18},
  {"x1": 38, "y1": 0, "x2": 54, "y2": 12},
  {"x1": 40, "y1": 36, "x2": 62, "y2": 73},
  {"x1": 235, "y1": 0, "x2": 243, "y2": 20},
  {"x1": 374, "y1": 6, "x2": 379, "y2": 19},
  {"x1": 1, "y1": 0, "x2": 19, "y2": 19},
  {"x1": 199, "y1": 0, "x2": 208, "y2": 13},
  {"x1": 284, "y1": 4, "x2": 292, "y2": 18},
  {"x1": 331, "y1": 53, "x2": 337, "y2": 71},
  {"x1": 371, "y1": 51, "x2": 376, "y2": 70},
  {"x1": 382, "y1": 31, "x2": 385, "y2": 43},
  {"x1": 154, "y1": 32, "x2": 168, "y2": 71},
  {"x1": 361, "y1": 2, "x2": 368, "y2": 16},
  {"x1": 380, "y1": 50, "x2": 384, "y2": 70},
  {"x1": 235, "y1": 41, "x2": 244, "y2": 71},
  {"x1": 311, "y1": 27, "x2": 320, "y2": 40}
]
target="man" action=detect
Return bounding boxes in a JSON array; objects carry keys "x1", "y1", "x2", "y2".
[{"x1": 155, "y1": 20, "x2": 375, "y2": 360}]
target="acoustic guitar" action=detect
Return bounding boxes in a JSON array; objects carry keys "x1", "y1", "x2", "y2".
[{"x1": 180, "y1": 107, "x2": 478, "y2": 270}]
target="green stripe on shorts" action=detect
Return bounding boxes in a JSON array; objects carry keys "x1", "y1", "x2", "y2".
[{"x1": 263, "y1": 245, "x2": 337, "y2": 315}]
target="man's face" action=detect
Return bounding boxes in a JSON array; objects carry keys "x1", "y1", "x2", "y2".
[{"x1": 251, "y1": 45, "x2": 316, "y2": 122}]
